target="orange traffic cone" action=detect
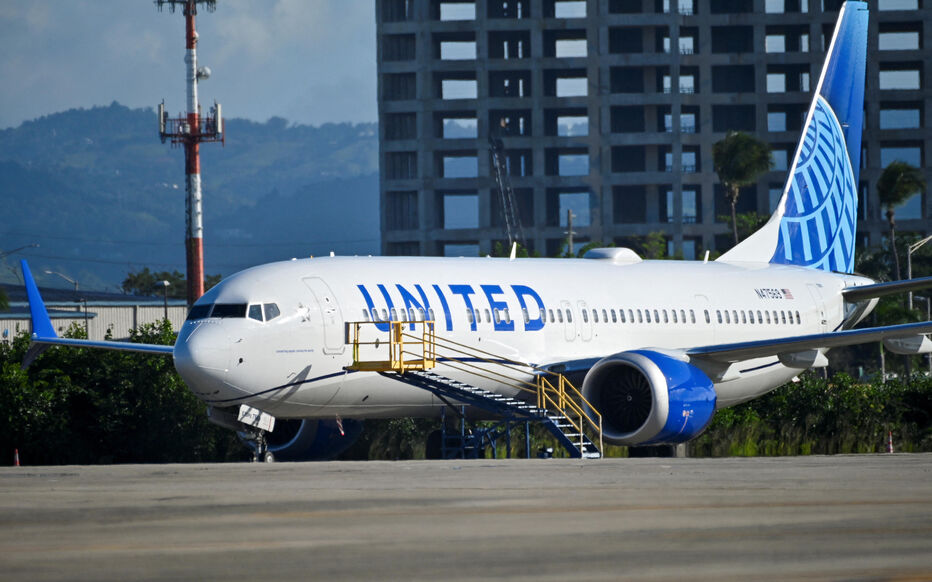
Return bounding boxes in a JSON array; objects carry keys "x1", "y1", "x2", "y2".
[
  {"x1": 13, "y1": 449, "x2": 20, "y2": 467},
  {"x1": 887, "y1": 431, "x2": 894, "y2": 454}
]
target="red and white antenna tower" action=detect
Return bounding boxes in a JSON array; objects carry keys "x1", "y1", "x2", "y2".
[{"x1": 156, "y1": 0, "x2": 223, "y2": 305}]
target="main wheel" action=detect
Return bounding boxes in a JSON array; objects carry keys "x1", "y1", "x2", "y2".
[{"x1": 263, "y1": 451, "x2": 276, "y2": 463}]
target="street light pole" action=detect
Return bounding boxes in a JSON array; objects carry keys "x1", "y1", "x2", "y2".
[
  {"x1": 44, "y1": 270, "x2": 79, "y2": 294},
  {"x1": 158, "y1": 280, "x2": 171, "y2": 321},
  {"x1": 0, "y1": 243, "x2": 39, "y2": 260},
  {"x1": 906, "y1": 234, "x2": 932, "y2": 310},
  {"x1": 915, "y1": 296, "x2": 932, "y2": 376}
]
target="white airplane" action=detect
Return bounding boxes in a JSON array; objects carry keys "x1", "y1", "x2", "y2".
[{"x1": 18, "y1": 1, "x2": 932, "y2": 460}]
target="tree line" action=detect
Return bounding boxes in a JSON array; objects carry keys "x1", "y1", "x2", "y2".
[{"x1": 1, "y1": 321, "x2": 930, "y2": 465}]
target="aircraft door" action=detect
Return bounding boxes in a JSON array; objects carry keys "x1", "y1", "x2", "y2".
[
  {"x1": 303, "y1": 277, "x2": 345, "y2": 355},
  {"x1": 577, "y1": 300, "x2": 592, "y2": 342},
  {"x1": 560, "y1": 300, "x2": 575, "y2": 341},
  {"x1": 807, "y1": 284, "x2": 827, "y2": 333}
]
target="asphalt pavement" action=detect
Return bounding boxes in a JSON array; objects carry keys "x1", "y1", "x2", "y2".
[{"x1": 1, "y1": 454, "x2": 930, "y2": 581}]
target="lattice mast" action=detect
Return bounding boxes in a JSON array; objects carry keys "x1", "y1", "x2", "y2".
[
  {"x1": 489, "y1": 119, "x2": 525, "y2": 248},
  {"x1": 155, "y1": 0, "x2": 223, "y2": 305}
]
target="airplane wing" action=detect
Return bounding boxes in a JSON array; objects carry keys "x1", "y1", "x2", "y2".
[
  {"x1": 686, "y1": 320, "x2": 932, "y2": 363},
  {"x1": 20, "y1": 260, "x2": 175, "y2": 367},
  {"x1": 843, "y1": 276, "x2": 932, "y2": 302}
]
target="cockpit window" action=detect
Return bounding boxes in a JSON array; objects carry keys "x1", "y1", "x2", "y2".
[
  {"x1": 248, "y1": 305, "x2": 263, "y2": 321},
  {"x1": 186, "y1": 303, "x2": 213, "y2": 321},
  {"x1": 212, "y1": 303, "x2": 247, "y2": 318},
  {"x1": 264, "y1": 303, "x2": 281, "y2": 321}
]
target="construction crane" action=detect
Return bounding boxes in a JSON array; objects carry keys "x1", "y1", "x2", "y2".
[{"x1": 489, "y1": 118, "x2": 526, "y2": 249}]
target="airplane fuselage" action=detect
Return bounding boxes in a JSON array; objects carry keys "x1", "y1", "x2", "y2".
[{"x1": 173, "y1": 255, "x2": 873, "y2": 420}]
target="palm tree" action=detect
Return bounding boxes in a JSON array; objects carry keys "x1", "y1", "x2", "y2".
[
  {"x1": 877, "y1": 161, "x2": 926, "y2": 280},
  {"x1": 713, "y1": 131, "x2": 773, "y2": 245}
]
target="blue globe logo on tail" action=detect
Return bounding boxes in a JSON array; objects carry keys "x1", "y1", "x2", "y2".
[{"x1": 770, "y1": 96, "x2": 857, "y2": 273}]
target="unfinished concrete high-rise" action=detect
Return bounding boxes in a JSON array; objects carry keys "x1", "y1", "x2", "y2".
[{"x1": 376, "y1": 0, "x2": 932, "y2": 259}]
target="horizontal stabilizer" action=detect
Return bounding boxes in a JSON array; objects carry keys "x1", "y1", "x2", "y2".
[{"x1": 843, "y1": 276, "x2": 932, "y2": 302}]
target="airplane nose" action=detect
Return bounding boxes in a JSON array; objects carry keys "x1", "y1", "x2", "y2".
[{"x1": 174, "y1": 323, "x2": 237, "y2": 401}]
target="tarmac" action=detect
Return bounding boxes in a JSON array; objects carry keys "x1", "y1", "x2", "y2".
[{"x1": 0, "y1": 454, "x2": 930, "y2": 581}]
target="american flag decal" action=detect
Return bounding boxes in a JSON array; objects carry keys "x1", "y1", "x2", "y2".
[{"x1": 782, "y1": 289, "x2": 794, "y2": 300}]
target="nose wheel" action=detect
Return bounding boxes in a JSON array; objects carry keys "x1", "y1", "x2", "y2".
[{"x1": 245, "y1": 429, "x2": 275, "y2": 463}]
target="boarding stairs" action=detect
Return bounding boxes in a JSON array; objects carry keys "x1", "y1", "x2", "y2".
[{"x1": 346, "y1": 321, "x2": 602, "y2": 459}]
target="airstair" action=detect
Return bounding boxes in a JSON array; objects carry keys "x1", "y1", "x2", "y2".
[{"x1": 345, "y1": 321, "x2": 602, "y2": 459}]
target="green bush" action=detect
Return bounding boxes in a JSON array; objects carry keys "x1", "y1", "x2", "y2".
[{"x1": 690, "y1": 372, "x2": 932, "y2": 456}]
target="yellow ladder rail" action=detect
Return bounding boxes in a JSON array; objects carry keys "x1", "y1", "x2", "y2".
[{"x1": 346, "y1": 320, "x2": 603, "y2": 456}]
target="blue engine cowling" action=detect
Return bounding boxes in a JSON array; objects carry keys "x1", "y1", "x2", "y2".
[
  {"x1": 581, "y1": 350, "x2": 716, "y2": 446},
  {"x1": 246, "y1": 418, "x2": 363, "y2": 461}
]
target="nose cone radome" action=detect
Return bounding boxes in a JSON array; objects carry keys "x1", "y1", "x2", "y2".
[{"x1": 174, "y1": 322, "x2": 242, "y2": 403}]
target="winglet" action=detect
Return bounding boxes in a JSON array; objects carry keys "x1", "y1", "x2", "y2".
[{"x1": 21, "y1": 260, "x2": 56, "y2": 339}]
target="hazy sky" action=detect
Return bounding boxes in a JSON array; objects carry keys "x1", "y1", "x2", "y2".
[{"x1": 0, "y1": 1, "x2": 377, "y2": 129}]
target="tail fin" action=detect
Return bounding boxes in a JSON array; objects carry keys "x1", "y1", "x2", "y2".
[{"x1": 718, "y1": 1, "x2": 868, "y2": 273}]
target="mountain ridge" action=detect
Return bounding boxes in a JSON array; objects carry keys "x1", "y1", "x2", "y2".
[{"x1": 0, "y1": 102, "x2": 380, "y2": 292}]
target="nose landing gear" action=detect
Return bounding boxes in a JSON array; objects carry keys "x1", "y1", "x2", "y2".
[{"x1": 207, "y1": 404, "x2": 278, "y2": 463}]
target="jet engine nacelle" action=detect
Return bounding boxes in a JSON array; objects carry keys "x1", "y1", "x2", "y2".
[
  {"x1": 252, "y1": 418, "x2": 363, "y2": 461},
  {"x1": 582, "y1": 350, "x2": 717, "y2": 446}
]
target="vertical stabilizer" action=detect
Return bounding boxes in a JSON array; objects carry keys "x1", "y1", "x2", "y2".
[{"x1": 718, "y1": 1, "x2": 868, "y2": 273}]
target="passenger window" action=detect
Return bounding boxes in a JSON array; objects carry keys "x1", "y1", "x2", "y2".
[
  {"x1": 645, "y1": 310, "x2": 651, "y2": 324},
  {"x1": 485, "y1": 309, "x2": 491, "y2": 323},
  {"x1": 248, "y1": 305, "x2": 264, "y2": 321},
  {"x1": 741, "y1": 311, "x2": 747, "y2": 324},
  {"x1": 494, "y1": 309, "x2": 501, "y2": 324},
  {"x1": 757, "y1": 310, "x2": 763, "y2": 323},
  {"x1": 663, "y1": 310, "x2": 668, "y2": 324},
  {"x1": 523, "y1": 308, "x2": 530, "y2": 324},
  {"x1": 795, "y1": 311, "x2": 801, "y2": 324},
  {"x1": 628, "y1": 309, "x2": 634, "y2": 322},
  {"x1": 390, "y1": 308, "x2": 398, "y2": 321},
  {"x1": 704, "y1": 310, "x2": 710, "y2": 324},
  {"x1": 592, "y1": 309, "x2": 598, "y2": 323},
  {"x1": 717, "y1": 310, "x2": 723, "y2": 324},
  {"x1": 681, "y1": 309, "x2": 687, "y2": 323},
  {"x1": 381, "y1": 309, "x2": 389, "y2": 321},
  {"x1": 781, "y1": 311, "x2": 787, "y2": 324},
  {"x1": 557, "y1": 309, "x2": 564, "y2": 323},
  {"x1": 672, "y1": 310, "x2": 677, "y2": 323},
  {"x1": 611, "y1": 309, "x2": 617, "y2": 323},
  {"x1": 540, "y1": 308, "x2": 546, "y2": 322},
  {"x1": 467, "y1": 309, "x2": 474, "y2": 324},
  {"x1": 766, "y1": 311, "x2": 771, "y2": 324},
  {"x1": 620, "y1": 310, "x2": 626, "y2": 323},
  {"x1": 566, "y1": 310, "x2": 573, "y2": 323},
  {"x1": 362, "y1": 309, "x2": 370, "y2": 322},
  {"x1": 772, "y1": 310, "x2": 778, "y2": 323},
  {"x1": 602, "y1": 309, "x2": 608, "y2": 322},
  {"x1": 732, "y1": 310, "x2": 738, "y2": 324},
  {"x1": 549, "y1": 309, "x2": 555, "y2": 322},
  {"x1": 582, "y1": 310, "x2": 589, "y2": 323},
  {"x1": 212, "y1": 303, "x2": 247, "y2": 318},
  {"x1": 653, "y1": 309, "x2": 659, "y2": 323}
]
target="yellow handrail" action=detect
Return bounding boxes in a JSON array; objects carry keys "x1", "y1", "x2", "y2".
[{"x1": 347, "y1": 320, "x2": 602, "y2": 456}]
